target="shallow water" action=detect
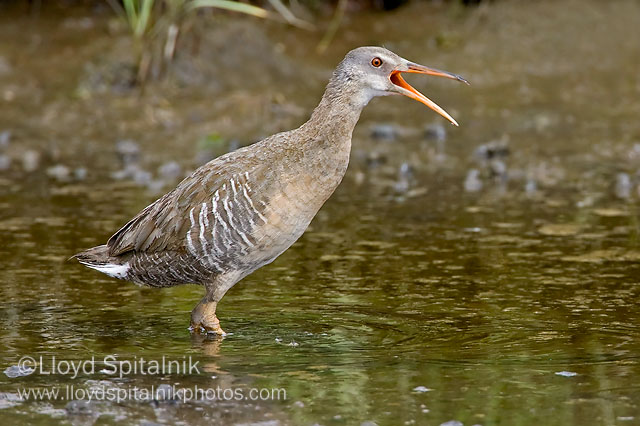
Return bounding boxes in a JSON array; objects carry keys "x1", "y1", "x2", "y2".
[{"x1": 2, "y1": 0, "x2": 640, "y2": 425}]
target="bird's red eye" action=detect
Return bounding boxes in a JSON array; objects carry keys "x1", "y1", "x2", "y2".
[{"x1": 371, "y1": 57, "x2": 383, "y2": 67}]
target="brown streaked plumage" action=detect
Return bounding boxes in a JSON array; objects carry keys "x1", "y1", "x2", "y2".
[{"x1": 74, "y1": 46, "x2": 468, "y2": 334}]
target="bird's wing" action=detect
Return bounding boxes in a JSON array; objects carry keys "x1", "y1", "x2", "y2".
[{"x1": 106, "y1": 146, "x2": 269, "y2": 259}]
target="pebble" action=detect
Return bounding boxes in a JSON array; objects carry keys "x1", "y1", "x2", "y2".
[
  {"x1": 525, "y1": 178, "x2": 537, "y2": 194},
  {"x1": 615, "y1": 172, "x2": 631, "y2": 199},
  {"x1": 424, "y1": 123, "x2": 446, "y2": 142},
  {"x1": 555, "y1": 371, "x2": 578, "y2": 377},
  {"x1": 365, "y1": 151, "x2": 386, "y2": 168},
  {"x1": 111, "y1": 164, "x2": 152, "y2": 186},
  {"x1": 133, "y1": 169, "x2": 153, "y2": 186},
  {"x1": 146, "y1": 179, "x2": 166, "y2": 193},
  {"x1": 0, "y1": 130, "x2": 10, "y2": 148},
  {"x1": 489, "y1": 159, "x2": 507, "y2": 179},
  {"x1": 74, "y1": 167, "x2": 88, "y2": 181},
  {"x1": 154, "y1": 384, "x2": 175, "y2": 400},
  {"x1": 464, "y1": 169, "x2": 483, "y2": 192},
  {"x1": 474, "y1": 140, "x2": 509, "y2": 161},
  {"x1": 440, "y1": 421, "x2": 463, "y2": 426},
  {"x1": 412, "y1": 386, "x2": 432, "y2": 393},
  {"x1": 394, "y1": 162, "x2": 414, "y2": 193},
  {"x1": 158, "y1": 161, "x2": 182, "y2": 181},
  {"x1": 0, "y1": 155, "x2": 10, "y2": 171},
  {"x1": 115, "y1": 139, "x2": 141, "y2": 165},
  {"x1": 22, "y1": 150, "x2": 41, "y2": 173},
  {"x1": 4, "y1": 365, "x2": 33, "y2": 378},
  {"x1": 46, "y1": 164, "x2": 71, "y2": 182},
  {"x1": 65, "y1": 399, "x2": 95, "y2": 414},
  {"x1": 371, "y1": 124, "x2": 398, "y2": 141}
]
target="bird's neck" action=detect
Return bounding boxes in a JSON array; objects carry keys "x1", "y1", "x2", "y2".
[{"x1": 301, "y1": 80, "x2": 372, "y2": 144}]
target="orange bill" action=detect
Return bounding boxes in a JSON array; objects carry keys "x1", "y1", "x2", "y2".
[{"x1": 390, "y1": 63, "x2": 469, "y2": 126}]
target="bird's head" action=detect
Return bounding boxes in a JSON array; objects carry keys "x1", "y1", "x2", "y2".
[{"x1": 335, "y1": 46, "x2": 469, "y2": 126}]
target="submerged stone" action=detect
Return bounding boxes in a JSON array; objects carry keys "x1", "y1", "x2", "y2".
[
  {"x1": 22, "y1": 150, "x2": 41, "y2": 173},
  {"x1": 115, "y1": 139, "x2": 141, "y2": 165},
  {"x1": 424, "y1": 123, "x2": 446, "y2": 142},
  {"x1": 555, "y1": 371, "x2": 578, "y2": 377},
  {"x1": 371, "y1": 124, "x2": 398, "y2": 141},
  {"x1": 158, "y1": 161, "x2": 182, "y2": 181},
  {"x1": 46, "y1": 164, "x2": 71, "y2": 182},
  {"x1": 614, "y1": 173, "x2": 632, "y2": 199},
  {"x1": 4, "y1": 364, "x2": 33, "y2": 378},
  {"x1": 464, "y1": 169, "x2": 483, "y2": 192},
  {"x1": 0, "y1": 130, "x2": 10, "y2": 148}
]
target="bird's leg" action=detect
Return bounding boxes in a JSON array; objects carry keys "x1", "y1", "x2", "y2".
[{"x1": 190, "y1": 297, "x2": 226, "y2": 335}]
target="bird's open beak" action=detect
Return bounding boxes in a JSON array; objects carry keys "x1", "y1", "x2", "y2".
[{"x1": 390, "y1": 62, "x2": 469, "y2": 126}]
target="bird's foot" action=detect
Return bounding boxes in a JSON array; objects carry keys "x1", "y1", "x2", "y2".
[
  {"x1": 189, "y1": 315, "x2": 226, "y2": 336},
  {"x1": 190, "y1": 300, "x2": 226, "y2": 335}
]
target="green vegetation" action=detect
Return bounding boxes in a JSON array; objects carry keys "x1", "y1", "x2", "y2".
[{"x1": 108, "y1": 0, "x2": 312, "y2": 83}]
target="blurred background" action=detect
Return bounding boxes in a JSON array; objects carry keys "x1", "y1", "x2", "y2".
[{"x1": 1, "y1": 0, "x2": 640, "y2": 425}]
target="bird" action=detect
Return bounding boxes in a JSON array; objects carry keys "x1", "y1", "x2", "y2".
[{"x1": 73, "y1": 46, "x2": 468, "y2": 335}]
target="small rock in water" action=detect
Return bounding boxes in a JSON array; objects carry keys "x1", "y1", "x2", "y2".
[
  {"x1": 412, "y1": 386, "x2": 432, "y2": 393},
  {"x1": 158, "y1": 161, "x2": 182, "y2": 181},
  {"x1": 46, "y1": 164, "x2": 71, "y2": 182},
  {"x1": 4, "y1": 364, "x2": 33, "y2": 378},
  {"x1": 153, "y1": 383, "x2": 175, "y2": 401},
  {"x1": 0, "y1": 130, "x2": 11, "y2": 148},
  {"x1": 394, "y1": 162, "x2": 414, "y2": 193},
  {"x1": 424, "y1": 123, "x2": 446, "y2": 142},
  {"x1": 440, "y1": 421, "x2": 463, "y2": 426},
  {"x1": 111, "y1": 164, "x2": 152, "y2": 186},
  {"x1": 293, "y1": 400, "x2": 305, "y2": 408},
  {"x1": 146, "y1": 179, "x2": 166, "y2": 194},
  {"x1": 288, "y1": 340, "x2": 299, "y2": 347},
  {"x1": 525, "y1": 178, "x2": 537, "y2": 194},
  {"x1": 115, "y1": 139, "x2": 141, "y2": 165},
  {"x1": 464, "y1": 169, "x2": 483, "y2": 192},
  {"x1": 360, "y1": 421, "x2": 378, "y2": 426},
  {"x1": 22, "y1": 150, "x2": 41, "y2": 173},
  {"x1": 365, "y1": 151, "x2": 386, "y2": 168},
  {"x1": 371, "y1": 124, "x2": 398, "y2": 141},
  {"x1": 474, "y1": 139, "x2": 509, "y2": 162},
  {"x1": 74, "y1": 167, "x2": 88, "y2": 181},
  {"x1": 489, "y1": 159, "x2": 507, "y2": 180},
  {"x1": 0, "y1": 392, "x2": 22, "y2": 409},
  {"x1": 555, "y1": 371, "x2": 578, "y2": 377},
  {"x1": 615, "y1": 172, "x2": 631, "y2": 199},
  {"x1": 0, "y1": 155, "x2": 10, "y2": 171},
  {"x1": 65, "y1": 399, "x2": 95, "y2": 414}
]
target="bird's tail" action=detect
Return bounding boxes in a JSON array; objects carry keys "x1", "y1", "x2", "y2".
[
  {"x1": 71, "y1": 244, "x2": 110, "y2": 265},
  {"x1": 71, "y1": 245, "x2": 131, "y2": 280}
]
